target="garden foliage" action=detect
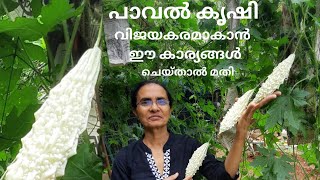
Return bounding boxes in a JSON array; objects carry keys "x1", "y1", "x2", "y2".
[{"x1": 0, "y1": 0, "x2": 319, "y2": 179}]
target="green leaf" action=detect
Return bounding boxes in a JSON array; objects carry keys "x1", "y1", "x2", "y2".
[
  {"x1": 0, "y1": 0, "x2": 83, "y2": 40},
  {"x1": 7, "y1": 86, "x2": 39, "y2": 115},
  {"x1": 0, "y1": 164, "x2": 4, "y2": 175},
  {"x1": 40, "y1": 0, "x2": 83, "y2": 31},
  {"x1": 0, "y1": 151, "x2": 7, "y2": 161},
  {"x1": 280, "y1": 154, "x2": 294, "y2": 163},
  {"x1": 258, "y1": 146, "x2": 274, "y2": 156},
  {"x1": 251, "y1": 147, "x2": 293, "y2": 179},
  {"x1": 2, "y1": 105, "x2": 38, "y2": 137},
  {"x1": 291, "y1": 88, "x2": 309, "y2": 107},
  {"x1": 0, "y1": 34, "x2": 16, "y2": 62},
  {"x1": 291, "y1": 97, "x2": 308, "y2": 107},
  {"x1": 250, "y1": 28, "x2": 262, "y2": 39},
  {"x1": 266, "y1": 94, "x2": 305, "y2": 135},
  {"x1": 284, "y1": 108, "x2": 304, "y2": 135},
  {"x1": 266, "y1": 96, "x2": 289, "y2": 130},
  {"x1": 18, "y1": 41, "x2": 47, "y2": 62},
  {"x1": 30, "y1": 0, "x2": 43, "y2": 17},
  {"x1": 0, "y1": 0, "x2": 19, "y2": 16},
  {"x1": 0, "y1": 105, "x2": 39, "y2": 150},
  {"x1": 0, "y1": 67, "x2": 22, "y2": 118},
  {"x1": 0, "y1": 67, "x2": 22, "y2": 96},
  {"x1": 272, "y1": 158, "x2": 293, "y2": 179},
  {"x1": 0, "y1": 18, "x2": 45, "y2": 40},
  {"x1": 62, "y1": 143, "x2": 103, "y2": 180},
  {"x1": 298, "y1": 144, "x2": 318, "y2": 165},
  {"x1": 278, "y1": 37, "x2": 289, "y2": 45},
  {"x1": 251, "y1": 155, "x2": 270, "y2": 167}
]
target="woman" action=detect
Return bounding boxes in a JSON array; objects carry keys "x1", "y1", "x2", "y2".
[{"x1": 111, "y1": 80, "x2": 281, "y2": 180}]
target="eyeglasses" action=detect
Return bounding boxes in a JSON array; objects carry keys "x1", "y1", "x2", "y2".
[{"x1": 137, "y1": 98, "x2": 170, "y2": 107}]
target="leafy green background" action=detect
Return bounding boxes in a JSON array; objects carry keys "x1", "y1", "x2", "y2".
[
  {"x1": 0, "y1": 0, "x2": 319, "y2": 179},
  {"x1": 102, "y1": 0, "x2": 320, "y2": 179}
]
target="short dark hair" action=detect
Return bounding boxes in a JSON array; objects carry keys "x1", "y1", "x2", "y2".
[{"x1": 130, "y1": 80, "x2": 173, "y2": 109}]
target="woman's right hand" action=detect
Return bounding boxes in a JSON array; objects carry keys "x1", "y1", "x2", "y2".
[{"x1": 164, "y1": 172, "x2": 192, "y2": 180}]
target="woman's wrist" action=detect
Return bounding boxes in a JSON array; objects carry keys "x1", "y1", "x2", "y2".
[{"x1": 235, "y1": 126, "x2": 248, "y2": 140}]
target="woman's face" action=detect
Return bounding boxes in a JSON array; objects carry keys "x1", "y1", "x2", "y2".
[{"x1": 134, "y1": 83, "x2": 172, "y2": 129}]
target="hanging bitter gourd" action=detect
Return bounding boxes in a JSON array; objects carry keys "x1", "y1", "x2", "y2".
[{"x1": 4, "y1": 40, "x2": 101, "y2": 179}]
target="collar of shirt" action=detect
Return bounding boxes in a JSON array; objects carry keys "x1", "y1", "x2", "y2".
[{"x1": 139, "y1": 130, "x2": 175, "y2": 153}]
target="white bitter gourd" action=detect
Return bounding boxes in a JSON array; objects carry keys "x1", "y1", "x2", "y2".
[
  {"x1": 218, "y1": 89, "x2": 255, "y2": 150},
  {"x1": 185, "y1": 142, "x2": 210, "y2": 178},
  {"x1": 4, "y1": 41, "x2": 101, "y2": 180},
  {"x1": 252, "y1": 53, "x2": 295, "y2": 103},
  {"x1": 217, "y1": 54, "x2": 295, "y2": 150}
]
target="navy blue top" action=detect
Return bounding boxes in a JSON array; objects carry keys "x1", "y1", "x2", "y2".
[{"x1": 111, "y1": 132, "x2": 237, "y2": 180}]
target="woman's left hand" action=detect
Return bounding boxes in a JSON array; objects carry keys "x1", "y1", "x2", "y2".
[
  {"x1": 225, "y1": 91, "x2": 281, "y2": 177},
  {"x1": 237, "y1": 91, "x2": 281, "y2": 133}
]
